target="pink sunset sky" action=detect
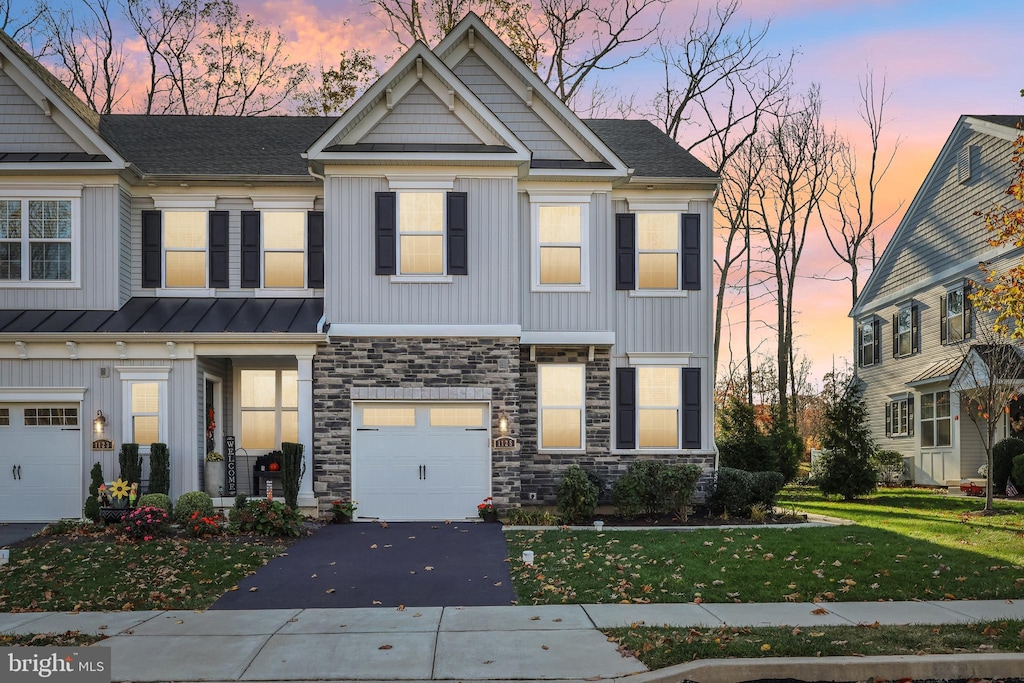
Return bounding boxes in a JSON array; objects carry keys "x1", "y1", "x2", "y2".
[{"x1": 12, "y1": 0, "x2": 1022, "y2": 383}]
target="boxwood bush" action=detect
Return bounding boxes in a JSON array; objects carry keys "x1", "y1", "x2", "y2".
[
  {"x1": 173, "y1": 491, "x2": 214, "y2": 525},
  {"x1": 556, "y1": 465, "x2": 598, "y2": 524}
]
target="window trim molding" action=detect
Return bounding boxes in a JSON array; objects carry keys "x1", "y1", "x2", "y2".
[
  {"x1": 161, "y1": 209, "x2": 209, "y2": 289},
  {"x1": 0, "y1": 195, "x2": 81, "y2": 288},
  {"x1": 261, "y1": 210, "x2": 308, "y2": 289},
  {"x1": 537, "y1": 363, "x2": 586, "y2": 452},
  {"x1": 119, "y1": 367, "x2": 170, "y2": 453},
  {"x1": 530, "y1": 198, "x2": 591, "y2": 292},
  {"x1": 635, "y1": 211, "x2": 682, "y2": 291},
  {"x1": 234, "y1": 367, "x2": 299, "y2": 453},
  {"x1": 920, "y1": 389, "x2": 953, "y2": 449},
  {"x1": 395, "y1": 190, "x2": 447, "y2": 277},
  {"x1": 636, "y1": 365, "x2": 682, "y2": 450}
]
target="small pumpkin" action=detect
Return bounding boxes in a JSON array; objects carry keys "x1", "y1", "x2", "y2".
[{"x1": 268, "y1": 461, "x2": 281, "y2": 472}]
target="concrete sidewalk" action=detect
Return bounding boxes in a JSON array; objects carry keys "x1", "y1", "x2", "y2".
[{"x1": 2, "y1": 600, "x2": 1023, "y2": 682}]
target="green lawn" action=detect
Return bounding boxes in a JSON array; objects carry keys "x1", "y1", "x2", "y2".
[
  {"x1": 0, "y1": 534, "x2": 283, "y2": 612},
  {"x1": 607, "y1": 620, "x2": 1024, "y2": 669},
  {"x1": 506, "y1": 488, "x2": 1024, "y2": 605}
]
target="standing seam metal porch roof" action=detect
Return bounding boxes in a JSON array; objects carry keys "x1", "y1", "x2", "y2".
[{"x1": 0, "y1": 298, "x2": 323, "y2": 334}]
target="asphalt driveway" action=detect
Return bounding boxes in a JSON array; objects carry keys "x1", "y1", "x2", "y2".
[
  {"x1": 0, "y1": 523, "x2": 45, "y2": 547},
  {"x1": 211, "y1": 521, "x2": 516, "y2": 609}
]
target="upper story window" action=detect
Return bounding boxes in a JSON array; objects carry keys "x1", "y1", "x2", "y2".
[
  {"x1": 941, "y1": 285, "x2": 973, "y2": 344},
  {"x1": 538, "y1": 364, "x2": 585, "y2": 450},
  {"x1": 164, "y1": 211, "x2": 207, "y2": 288},
  {"x1": 530, "y1": 195, "x2": 590, "y2": 291},
  {"x1": 0, "y1": 196, "x2": 79, "y2": 285},
  {"x1": 616, "y1": 212, "x2": 700, "y2": 293},
  {"x1": 263, "y1": 212, "x2": 306, "y2": 287},
  {"x1": 374, "y1": 190, "x2": 468, "y2": 280},
  {"x1": 920, "y1": 390, "x2": 951, "y2": 447},
  {"x1": 858, "y1": 319, "x2": 880, "y2": 367},
  {"x1": 892, "y1": 303, "x2": 919, "y2": 358}
]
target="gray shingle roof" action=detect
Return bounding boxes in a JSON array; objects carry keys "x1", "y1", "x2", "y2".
[
  {"x1": 0, "y1": 298, "x2": 323, "y2": 334},
  {"x1": 583, "y1": 119, "x2": 717, "y2": 179},
  {"x1": 970, "y1": 115, "x2": 1024, "y2": 130},
  {"x1": 99, "y1": 115, "x2": 335, "y2": 176}
]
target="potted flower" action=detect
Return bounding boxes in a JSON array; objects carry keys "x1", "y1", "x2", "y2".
[
  {"x1": 205, "y1": 451, "x2": 225, "y2": 498},
  {"x1": 477, "y1": 497, "x2": 498, "y2": 523},
  {"x1": 331, "y1": 499, "x2": 357, "y2": 523},
  {"x1": 99, "y1": 478, "x2": 135, "y2": 522}
]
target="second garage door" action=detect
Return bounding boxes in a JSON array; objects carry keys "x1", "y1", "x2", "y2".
[{"x1": 352, "y1": 402, "x2": 491, "y2": 521}]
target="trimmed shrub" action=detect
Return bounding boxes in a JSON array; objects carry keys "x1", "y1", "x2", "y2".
[
  {"x1": 235, "y1": 498, "x2": 303, "y2": 537},
  {"x1": 871, "y1": 449, "x2": 905, "y2": 486},
  {"x1": 748, "y1": 470, "x2": 785, "y2": 510},
  {"x1": 993, "y1": 437, "x2": 1024, "y2": 490},
  {"x1": 121, "y1": 506, "x2": 169, "y2": 542},
  {"x1": 611, "y1": 464, "x2": 648, "y2": 519},
  {"x1": 84, "y1": 462, "x2": 103, "y2": 522},
  {"x1": 173, "y1": 491, "x2": 214, "y2": 526},
  {"x1": 611, "y1": 461, "x2": 702, "y2": 520},
  {"x1": 817, "y1": 448, "x2": 877, "y2": 500},
  {"x1": 149, "y1": 443, "x2": 170, "y2": 495},
  {"x1": 118, "y1": 443, "x2": 143, "y2": 488},
  {"x1": 137, "y1": 493, "x2": 172, "y2": 517},
  {"x1": 708, "y1": 467, "x2": 754, "y2": 517},
  {"x1": 663, "y1": 464, "x2": 703, "y2": 521},
  {"x1": 1013, "y1": 454, "x2": 1024, "y2": 495},
  {"x1": 228, "y1": 494, "x2": 249, "y2": 524},
  {"x1": 281, "y1": 441, "x2": 305, "y2": 509},
  {"x1": 556, "y1": 465, "x2": 598, "y2": 524}
]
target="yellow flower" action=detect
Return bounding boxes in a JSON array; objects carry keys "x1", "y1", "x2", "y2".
[{"x1": 110, "y1": 478, "x2": 131, "y2": 500}]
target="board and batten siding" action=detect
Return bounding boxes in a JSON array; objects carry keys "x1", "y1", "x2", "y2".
[
  {"x1": 0, "y1": 71, "x2": 82, "y2": 153},
  {"x1": 359, "y1": 82, "x2": 481, "y2": 145},
  {"x1": 325, "y1": 175, "x2": 519, "y2": 325},
  {"x1": 866, "y1": 126, "x2": 1019, "y2": 304},
  {"x1": 0, "y1": 357, "x2": 199, "y2": 503},
  {"x1": 453, "y1": 53, "x2": 579, "y2": 161},
  {"x1": 118, "y1": 186, "x2": 133, "y2": 305},
  {"x1": 0, "y1": 184, "x2": 120, "y2": 310}
]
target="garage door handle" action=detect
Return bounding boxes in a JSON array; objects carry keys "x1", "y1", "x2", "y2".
[{"x1": 16, "y1": 465, "x2": 21, "y2": 480}]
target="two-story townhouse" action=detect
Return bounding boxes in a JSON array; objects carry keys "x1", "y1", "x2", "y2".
[
  {"x1": 0, "y1": 14, "x2": 720, "y2": 523},
  {"x1": 851, "y1": 114, "x2": 1024, "y2": 486}
]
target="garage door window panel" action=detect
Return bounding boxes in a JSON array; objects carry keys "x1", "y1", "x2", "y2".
[
  {"x1": 362, "y1": 407, "x2": 416, "y2": 427},
  {"x1": 429, "y1": 406, "x2": 485, "y2": 427},
  {"x1": 24, "y1": 407, "x2": 78, "y2": 427},
  {"x1": 240, "y1": 369, "x2": 298, "y2": 450},
  {"x1": 0, "y1": 407, "x2": 8, "y2": 426},
  {"x1": 540, "y1": 364, "x2": 585, "y2": 450}
]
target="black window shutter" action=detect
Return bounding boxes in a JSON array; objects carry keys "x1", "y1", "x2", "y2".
[
  {"x1": 873, "y1": 319, "x2": 881, "y2": 363},
  {"x1": 892, "y1": 313, "x2": 898, "y2": 358},
  {"x1": 884, "y1": 402, "x2": 892, "y2": 437},
  {"x1": 857, "y1": 325, "x2": 864, "y2": 367},
  {"x1": 911, "y1": 304, "x2": 920, "y2": 354},
  {"x1": 208, "y1": 211, "x2": 229, "y2": 288},
  {"x1": 681, "y1": 367, "x2": 701, "y2": 449},
  {"x1": 681, "y1": 213, "x2": 701, "y2": 290},
  {"x1": 141, "y1": 210, "x2": 162, "y2": 288},
  {"x1": 615, "y1": 367, "x2": 637, "y2": 449},
  {"x1": 447, "y1": 192, "x2": 468, "y2": 276},
  {"x1": 964, "y1": 282, "x2": 974, "y2": 339},
  {"x1": 939, "y1": 294, "x2": 947, "y2": 344},
  {"x1": 908, "y1": 395, "x2": 915, "y2": 436},
  {"x1": 375, "y1": 192, "x2": 397, "y2": 275},
  {"x1": 240, "y1": 211, "x2": 261, "y2": 288},
  {"x1": 307, "y1": 211, "x2": 325, "y2": 288},
  {"x1": 615, "y1": 213, "x2": 636, "y2": 290}
]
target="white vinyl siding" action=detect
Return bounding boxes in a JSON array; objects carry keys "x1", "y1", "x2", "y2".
[{"x1": 539, "y1": 364, "x2": 585, "y2": 450}]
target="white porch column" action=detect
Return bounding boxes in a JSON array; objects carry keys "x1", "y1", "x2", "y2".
[{"x1": 296, "y1": 353, "x2": 316, "y2": 508}]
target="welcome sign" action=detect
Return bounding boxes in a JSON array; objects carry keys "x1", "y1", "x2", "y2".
[{"x1": 3, "y1": 648, "x2": 110, "y2": 683}]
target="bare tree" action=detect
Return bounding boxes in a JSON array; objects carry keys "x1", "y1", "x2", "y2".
[
  {"x1": 1, "y1": 0, "x2": 45, "y2": 44},
  {"x1": 950, "y1": 328, "x2": 1024, "y2": 512},
  {"x1": 820, "y1": 70, "x2": 902, "y2": 308},
  {"x1": 122, "y1": 0, "x2": 205, "y2": 114},
  {"x1": 38, "y1": 0, "x2": 125, "y2": 113},
  {"x1": 295, "y1": 48, "x2": 379, "y2": 116}
]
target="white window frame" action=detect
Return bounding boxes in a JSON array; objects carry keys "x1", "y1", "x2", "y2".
[
  {"x1": 0, "y1": 189, "x2": 81, "y2": 288},
  {"x1": 896, "y1": 304, "x2": 914, "y2": 357},
  {"x1": 637, "y1": 365, "x2": 682, "y2": 450},
  {"x1": 920, "y1": 390, "x2": 952, "y2": 448},
  {"x1": 261, "y1": 210, "x2": 307, "y2": 289},
  {"x1": 235, "y1": 367, "x2": 299, "y2": 452},
  {"x1": 860, "y1": 320, "x2": 876, "y2": 367},
  {"x1": 530, "y1": 194, "x2": 591, "y2": 292},
  {"x1": 890, "y1": 397, "x2": 910, "y2": 437},
  {"x1": 945, "y1": 286, "x2": 966, "y2": 343},
  {"x1": 162, "y1": 210, "x2": 208, "y2": 289},
  {"x1": 636, "y1": 212, "x2": 681, "y2": 292},
  {"x1": 119, "y1": 368, "x2": 171, "y2": 454},
  {"x1": 396, "y1": 191, "x2": 447, "y2": 278},
  {"x1": 538, "y1": 363, "x2": 586, "y2": 451}
]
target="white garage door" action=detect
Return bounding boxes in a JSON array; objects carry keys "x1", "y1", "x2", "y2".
[
  {"x1": 352, "y1": 402, "x2": 491, "y2": 521},
  {"x1": 0, "y1": 404, "x2": 83, "y2": 522}
]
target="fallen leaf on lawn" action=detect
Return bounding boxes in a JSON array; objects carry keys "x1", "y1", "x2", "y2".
[
  {"x1": 326, "y1": 589, "x2": 336, "y2": 594},
  {"x1": 809, "y1": 632, "x2": 825, "y2": 637},
  {"x1": 121, "y1": 603, "x2": 133, "y2": 611},
  {"x1": 249, "y1": 587, "x2": 258, "y2": 592},
  {"x1": 372, "y1": 600, "x2": 382, "y2": 605},
  {"x1": 760, "y1": 644, "x2": 771, "y2": 651},
  {"x1": 397, "y1": 605, "x2": 405, "y2": 611},
  {"x1": 541, "y1": 645, "x2": 549, "y2": 650},
  {"x1": 791, "y1": 627, "x2": 801, "y2": 636},
  {"x1": 859, "y1": 621, "x2": 880, "y2": 629},
  {"x1": 811, "y1": 608, "x2": 829, "y2": 615},
  {"x1": 228, "y1": 586, "x2": 239, "y2": 591},
  {"x1": 379, "y1": 644, "x2": 392, "y2": 650}
]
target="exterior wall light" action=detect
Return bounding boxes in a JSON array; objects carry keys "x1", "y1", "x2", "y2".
[
  {"x1": 497, "y1": 410, "x2": 509, "y2": 435},
  {"x1": 93, "y1": 410, "x2": 107, "y2": 434}
]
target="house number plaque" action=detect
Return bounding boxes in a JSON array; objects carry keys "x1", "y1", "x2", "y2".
[
  {"x1": 91, "y1": 438, "x2": 114, "y2": 451},
  {"x1": 493, "y1": 436, "x2": 518, "y2": 450}
]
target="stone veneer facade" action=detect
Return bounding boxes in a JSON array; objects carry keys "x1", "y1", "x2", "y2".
[
  {"x1": 517, "y1": 347, "x2": 716, "y2": 505},
  {"x1": 312, "y1": 337, "x2": 521, "y2": 512}
]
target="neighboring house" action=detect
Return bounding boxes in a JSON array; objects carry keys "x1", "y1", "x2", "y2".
[
  {"x1": 0, "y1": 14, "x2": 720, "y2": 523},
  {"x1": 851, "y1": 114, "x2": 1024, "y2": 486}
]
